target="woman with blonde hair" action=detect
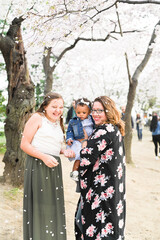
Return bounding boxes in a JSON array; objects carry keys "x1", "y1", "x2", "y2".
[{"x1": 75, "y1": 96, "x2": 126, "y2": 240}]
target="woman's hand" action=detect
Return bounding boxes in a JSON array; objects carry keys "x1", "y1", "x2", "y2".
[
  {"x1": 64, "y1": 149, "x2": 75, "y2": 158},
  {"x1": 42, "y1": 155, "x2": 59, "y2": 168}
]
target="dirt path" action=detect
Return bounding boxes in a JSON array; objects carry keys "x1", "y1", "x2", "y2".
[{"x1": 0, "y1": 128, "x2": 160, "y2": 240}]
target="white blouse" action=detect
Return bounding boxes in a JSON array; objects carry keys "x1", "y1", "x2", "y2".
[{"x1": 31, "y1": 116, "x2": 64, "y2": 156}]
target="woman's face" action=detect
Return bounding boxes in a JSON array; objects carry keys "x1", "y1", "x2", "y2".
[
  {"x1": 44, "y1": 98, "x2": 64, "y2": 122},
  {"x1": 92, "y1": 101, "x2": 107, "y2": 125}
]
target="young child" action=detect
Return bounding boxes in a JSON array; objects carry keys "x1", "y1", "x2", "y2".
[{"x1": 66, "y1": 98, "x2": 94, "y2": 181}]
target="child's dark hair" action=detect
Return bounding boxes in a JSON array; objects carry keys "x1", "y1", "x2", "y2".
[{"x1": 75, "y1": 98, "x2": 91, "y2": 112}]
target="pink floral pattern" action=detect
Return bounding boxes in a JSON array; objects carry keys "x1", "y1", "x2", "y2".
[
  {"x1": 95, "y1": 210, "x2": 106, "y2": 223},
  {"x1": 117, "y1": 163, "x2": 123, "y2": 179},
  {"x1": 101, "y1": 222, "x2": 114, "y2": 237},
  {"x1": 100, "y1": 186, "x2": 115, "y2": 200},
  {"x1": 97, "y1": 139, "x2": 107, "y2": 151},
  {"x1": 91, "y1": 129, "x2": 107, "y2": 139},
  {"x1": 94, "y1": 173, "x2": 109, "y2": 186},
  {"x1": 80, "y1": 158, "x2": 91, "y2": 167},
  {"x1": 80, "y1": 179, "x2": 87, "y2": 189},
  {"x1": 91, "y1": 194, "x2": 101, "y2": 210},
  {"x1": 86, "y1": 188, "x2": 93, "y2": 202},
  {"x1": 86, "y1": 224, "x2": 96, "y2": 237},
  {"x1": 116, "y1": 200, "x2": 123, "y2": 216},
  {"x1": 79, "y1": 124, "x2": 126, "y2": 239}
]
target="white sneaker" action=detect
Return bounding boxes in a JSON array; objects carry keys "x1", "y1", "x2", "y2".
[
  {"x1": 70, "y1": 170, "x2": 79, "y2": 181},
  {"x1": 158, "y1": 153, "x2": 160, "y2": 157},
  {"x1": 155, "y1": 156, "x2": 159, "y2": 160}
]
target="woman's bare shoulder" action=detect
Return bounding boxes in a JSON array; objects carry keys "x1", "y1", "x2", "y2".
[{"x1": 26, "y1": 112, "x2": 43, "y2": 125}]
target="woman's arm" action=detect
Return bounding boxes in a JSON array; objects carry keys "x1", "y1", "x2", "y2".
[{"x1": 20, "y1": 113, "x2": 58, "y2": 168}]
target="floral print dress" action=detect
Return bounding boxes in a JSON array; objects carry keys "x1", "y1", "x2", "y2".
[{"x1": 79, "y1": 124, "x2": 126, "y2": 240}]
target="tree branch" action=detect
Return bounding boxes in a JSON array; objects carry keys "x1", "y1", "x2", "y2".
[
  {"x1": 118, "y1": 0, "x2": 160, "y2": 4},
  {"x1": 50, "y1": 32, "x2": 116, "y2": 72},
  {"x1": 1, "y1": 3, "x2": 13, "y2": 35},
  {"x1": 7, "y1": 16, "x2": 24, "y2": 39},
  {"x1": 132, "y1": 20, "x2": 160, "y2": 81},
  {"x1": 125, "y1": 52, "x2": 132, "y2": 84},
  {"x1": 115, "y1": 2, "x2": 132, "y2": 84}
]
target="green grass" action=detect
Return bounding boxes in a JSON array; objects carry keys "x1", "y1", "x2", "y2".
[
  {"x1": 0, "y1": 135, "x2": 6, "y2": 154},
  {"x1": 4, "y1": 188, "x2": 23, "y2": 201}
]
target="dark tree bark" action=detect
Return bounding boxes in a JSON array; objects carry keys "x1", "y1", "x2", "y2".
[
  {"x1": 43, "y1": 47, "x2": 55, "y2": 95},
  {"x1": 0, "y1": 17, "x2": 35, "y2": 186}
]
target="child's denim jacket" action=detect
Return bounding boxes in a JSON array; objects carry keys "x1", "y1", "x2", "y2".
[{"x1": 66, "y1": 115, "x2": 94, "y2": 141}]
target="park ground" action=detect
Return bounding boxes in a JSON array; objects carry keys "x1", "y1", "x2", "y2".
[{"x1": 0, "y1": 128, "x2": 160, "y2": 240}]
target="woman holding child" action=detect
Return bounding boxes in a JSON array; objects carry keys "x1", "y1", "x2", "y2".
[{"x1": 76, "y1": 96, "x2": 126, "y2": 240}]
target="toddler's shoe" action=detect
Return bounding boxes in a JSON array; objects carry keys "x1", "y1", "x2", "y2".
[{"x1": 70, "y1": 170, "x2": 79, "y2": 181}]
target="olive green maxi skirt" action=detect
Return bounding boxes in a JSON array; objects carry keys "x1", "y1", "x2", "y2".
[{"x1": 23, "y1": 155, "x2": 67, "y2": 240}]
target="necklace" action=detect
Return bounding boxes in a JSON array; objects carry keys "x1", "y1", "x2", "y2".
[{"x1": 44, "y1": 116, "x2": 59, "y2": 126}]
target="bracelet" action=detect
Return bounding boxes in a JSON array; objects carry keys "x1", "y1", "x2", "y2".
[{"x1": 81, "y1": 139, "x2": 87, "y2": 143}]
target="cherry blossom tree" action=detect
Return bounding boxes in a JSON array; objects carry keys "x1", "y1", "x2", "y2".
[
  {"x1": 0, "y1": 0, "x2": 160, "y2": 185},
  {"x1": 0, "y1": 16, "x2": 35, "y2": 186}
]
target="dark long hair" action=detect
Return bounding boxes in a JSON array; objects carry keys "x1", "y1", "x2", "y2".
[
  {"x1": 93, "y1": 96, "x2": 125, "y2": 136},
  {"x1": 150, "y1": 115, "x2": 158, "y2": 132},
  {"x1": 36, "y1": 92, "x2": 65, "y2": 136}
]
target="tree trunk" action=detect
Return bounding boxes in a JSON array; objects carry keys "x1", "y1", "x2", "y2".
[
  {"x1": 43, "y1": 47, "x2": 54, "y2": 95},
  {"x1": 0, "y1": 17, "x2": 35, "y2": 186},
  {"x1": 124, "y1": 81, "x2": 137, "y2": 164},
  {"x1": 124, "y1": 20, "x2": 160, "y2": 163}
]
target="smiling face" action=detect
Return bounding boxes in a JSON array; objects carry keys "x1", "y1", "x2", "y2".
[
  {"x1": 76, "y1": 105, "x2": 90, "y2": 121},
  {"x1": 92, "y1": 101, "x2": 107, "y2": 126},
  {"x1": 44, "y1": 98, "x2": 64, "y2": 122}
]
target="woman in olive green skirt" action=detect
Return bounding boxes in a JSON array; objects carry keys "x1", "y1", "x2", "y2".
[{"x1": 21, "y1": 92, "x2": 75, "y2": 240}]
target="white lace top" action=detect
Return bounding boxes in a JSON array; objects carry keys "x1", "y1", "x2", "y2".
[{"x1": 31, "y1": 116, "x2": 64, "y2": 156}]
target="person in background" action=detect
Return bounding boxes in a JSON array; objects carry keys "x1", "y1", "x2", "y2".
[
  {"x1": 136, "y1": 113, "x2": 144, "y2": 141},
  {"x1": 21, "y1": 92, "x2": 75, "y2": 240},
  {"x1": 66, "y1": 99, "x2": 76, "y2": 124},
  {"x1": 76, "y1": 96, "x2": 126, "y2": 240},
  {"x1": 66, "y1": 98, "x2": 94, "y2": 182},
  {"x1": 150, "y1": 114, "x2": 160, "y2": 160},
  {"x1": 121, "y1": 105, "x2": 134, "y2": 129}
]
